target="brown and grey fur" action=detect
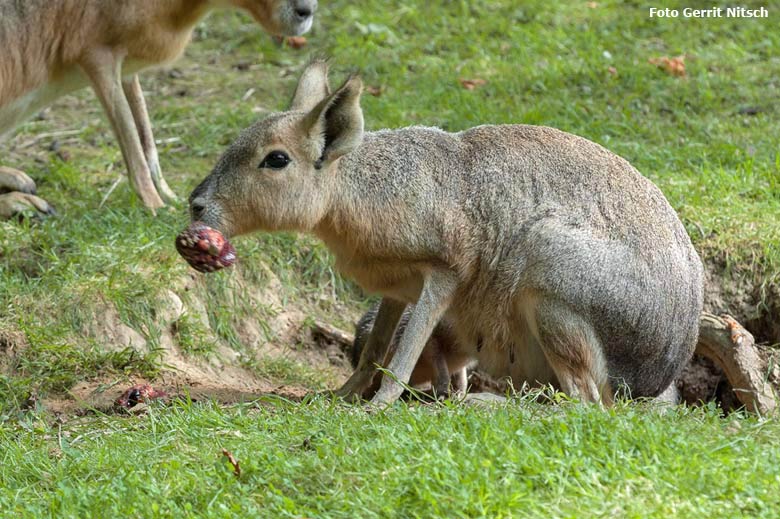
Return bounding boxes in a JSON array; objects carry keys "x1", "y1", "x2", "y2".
[
  {"x1": 0, "y1": 0, "x2": 316, "y2": 217},
  {"x1": 188, "y1": 61, "x2": 704, "y2": 406},
  {"x1": 352, "y1": 302, "x2": 475, "y2": 398}
]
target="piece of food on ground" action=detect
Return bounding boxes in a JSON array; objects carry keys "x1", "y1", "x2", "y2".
[{"x1": 114, "y1": 384, "x2": 169, "y2": 409}]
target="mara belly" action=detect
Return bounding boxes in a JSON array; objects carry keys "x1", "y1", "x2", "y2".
[{"x1": 0, "y1": 66, "x2": 88, "y2": 140}]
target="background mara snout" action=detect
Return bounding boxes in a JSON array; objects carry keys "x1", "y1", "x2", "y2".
[{"x1": 0, "y1": 0, "x2": 317, "y2": 218}]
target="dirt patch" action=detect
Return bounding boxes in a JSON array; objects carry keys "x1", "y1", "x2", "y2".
[
  {"x1": 39, "y1": 310, "x2": 347, "y2": 417},
  {"x1": 0, "y1": 328, "x2": 28, "y2": 374},
  {"x1": 1, "y1": 264, "x2": 354, "y2": 417},
  {"x1": 703, "y1": 257, "x2": 780, "y2": 345},
  {"x1": 86, "y1": 300, "x2": 148, "y2": 352},
  {"x1": 41, "y1": 372, "x2": 312, "y2": 417},
  {"x1": 678, "y1": 354, "x2": 739, "y2": 411}
]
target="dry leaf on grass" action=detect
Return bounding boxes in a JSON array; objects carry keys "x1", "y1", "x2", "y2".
[
  {"x1": 607, "y1": 66, "x2": 618, "y2": 76},
  {"x1": 365, "y1": 85, "x2": 384, "y2": 97},
  {"x1": 649, "y1": 55, "x2": 686, "y2": 77},
  {"x1": 221, "y1": 449, "x2": 241, "y2": 477},
  {"x1": 459, "y1": 78, "x2": 488, "y2": 90}
]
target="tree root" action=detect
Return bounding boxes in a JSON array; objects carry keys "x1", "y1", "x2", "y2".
[
  {"x1": 695, "y1": 312, "x2": 777, "y2": 415},
  {"x1": 311, "y1": 320, "x2": 355, "y2": 351}
]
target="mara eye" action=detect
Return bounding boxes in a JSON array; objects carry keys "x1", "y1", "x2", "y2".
[{"x1": 259, "y1": 151, "x2": 291, "y2": 170}]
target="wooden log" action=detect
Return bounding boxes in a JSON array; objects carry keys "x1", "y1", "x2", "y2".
[
  {"x1": 695, "y1": 312, "x2": 777, "y2": 415},
  {"x1": 311, "y1": 321, "x2": 354, "y2": 351}
]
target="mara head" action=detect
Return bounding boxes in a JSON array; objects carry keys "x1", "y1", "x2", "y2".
[
  {"x1": 220, "y1": 0, "x2": 317, "y2": 36},
  {"x1": 189, "y1": 61, "x2": 364, "y2": 238}
]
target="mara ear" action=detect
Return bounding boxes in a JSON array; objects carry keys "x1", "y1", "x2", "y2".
[
  {"x1": 289, "y1": 60, "x2": 331, "y2": 112},
  {"x1": 301, "y1": 75, "x2": 364, "y2": 166}
]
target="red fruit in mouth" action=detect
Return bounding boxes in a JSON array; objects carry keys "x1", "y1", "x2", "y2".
[{"x1": 175, "y1": 222, "x2": 236, "y2": 273}]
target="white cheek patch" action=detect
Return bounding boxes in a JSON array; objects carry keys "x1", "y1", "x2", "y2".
[{"x1": 295, "y1": 17, "x2": 313, "y2": 36}]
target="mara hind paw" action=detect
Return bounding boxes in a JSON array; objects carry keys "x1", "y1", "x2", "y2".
[
  {"x1": 0, "y1": 166, "x2": 37, "y2": 195},
  {"x1": 0, "y1": 191, "x2": 56, "y2": 220}
]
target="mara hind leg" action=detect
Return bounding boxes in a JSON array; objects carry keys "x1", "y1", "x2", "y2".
[
  {"x1": 122, "y1": 75, "x2": 177, "y2": 203},
  {"x1": 0, "y1": 166, "x2": 55, "y2": 219},
  {"x1": 80, "y1": 50, "x2": 164, "y2": 210},
  {"x1": 520, "y1": 293, "x2": 613, "y2": 405}
]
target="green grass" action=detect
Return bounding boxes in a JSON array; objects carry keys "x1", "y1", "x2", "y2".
[
  {"x1": 1, "y1": 397, "x2": 779, "y2": 518},
  {"x1": 1, "y1": 1, "x2": 779, "y2": 515}
]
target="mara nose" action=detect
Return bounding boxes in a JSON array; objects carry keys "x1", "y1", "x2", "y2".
[
  {"x1": 190, "y1": 197, "x2": 207, "y2": 220},
  {"x1": 295, "y1": 6, "x2": 312, "y2": 19},
  {"x1": 294, "y1": 1, "x2": 316, "y2": 19}
]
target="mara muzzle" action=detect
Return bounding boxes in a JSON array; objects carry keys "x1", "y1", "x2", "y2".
[{"x1": 176, "y1": 222, "x2": 236, "y2": 273}]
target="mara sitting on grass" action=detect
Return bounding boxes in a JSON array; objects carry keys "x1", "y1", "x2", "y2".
[{"x1": 177, "y1": 60, "x2": 704, "y2": 407}]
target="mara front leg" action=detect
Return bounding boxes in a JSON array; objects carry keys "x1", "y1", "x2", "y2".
[
  {"x1": 122, "y1": 75, "x2": 177, "y2": 203},
  {"x1": 371, "y1": 270, "x2": 459, "y2": 406},
  {"x1": 80, "y1": 50, "x2": 164, "y2": 210},
  {"x1": 335, "y1": 297, "x2": 406, "y2": 401}
]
